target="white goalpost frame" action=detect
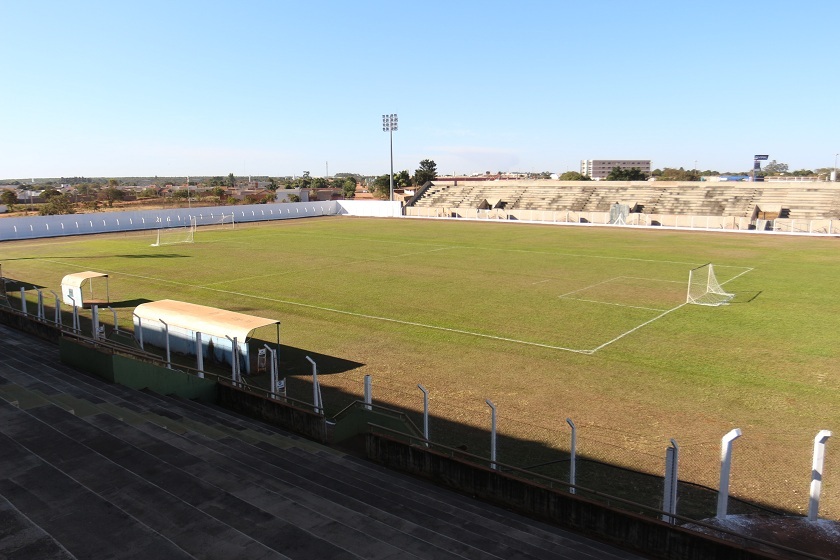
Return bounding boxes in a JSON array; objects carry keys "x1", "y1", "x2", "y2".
[
  {"x1": 151, "y1": 217, "x2": 197, "y2": 247},
  {"x1": 686, "y1": 263, "x2": 734, "y2": 306},
  {"x1": 200, "y1": 212, "x2": 236, "y2": 231}
]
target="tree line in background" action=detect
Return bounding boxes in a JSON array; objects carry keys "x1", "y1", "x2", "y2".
[
  {"x1": 2, "y1": 158, "x2": 836, "y2": 216},
  {"x1": 0, "y1": 159, "x2": 442, "y2": 216}
]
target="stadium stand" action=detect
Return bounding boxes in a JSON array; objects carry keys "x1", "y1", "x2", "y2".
[
  {"x1": 0, "y1": 324, "x2": 642, "y2": 560},
  {"x1": 409, "y1": 180, "x2": 840, "y2": 220}
]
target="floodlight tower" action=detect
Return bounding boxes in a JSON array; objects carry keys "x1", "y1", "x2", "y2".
[{"x1": 382, "y1": 113, "x2": 398, "y2": 201}]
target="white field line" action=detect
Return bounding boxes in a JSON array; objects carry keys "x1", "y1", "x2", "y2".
[
  {"x1": 586, "y1": 265, "x2": 756, "y2": 353},
  {"x1": 588, "y1": 303, "x2": 688, "y2": 354},
  {"x1": 562, "y1": 298, "x2": 669, "y2": 312},
  {"x1": 621, "y1": 276, "x2": 685, "y2": 284},
  {"x1": 30, "y1": 260, "x2": 756, "y2": 357},
  {"x1": 529, "y1": 279, "x2": 552, "y2": 285},
  {"x1": 720, "y1": 267, "x2": 755, "y2": 286},
  {"x1": 32, "y1": 258, "x2": 593, "y2": 354},
  {"x1": 557, "y1": 277, "x2": 624, "y2": 298}
]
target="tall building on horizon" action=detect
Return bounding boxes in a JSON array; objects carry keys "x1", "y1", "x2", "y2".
[{"x1": 581, "y1": 159, "x2": 651, "y2": 180}]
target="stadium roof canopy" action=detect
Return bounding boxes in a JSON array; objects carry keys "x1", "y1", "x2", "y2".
[{"x1": 133, "y1": 299, "x2": 280, "y2": 343}]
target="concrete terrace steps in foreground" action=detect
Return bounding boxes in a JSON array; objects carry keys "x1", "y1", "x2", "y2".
[
  {"x1": 0, "y1": 493, "x2": 76, "y2": 560},
  {"x1": 0, "y1": 324, "x2": 643, "y2": 559},
  {"x1": 0, "y1": 403, "x2": 198, "y2": 560}
]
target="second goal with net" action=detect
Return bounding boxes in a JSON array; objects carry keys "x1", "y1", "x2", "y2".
[
  {"x1": 202, "y1": 213, "x2": 236, "y2": 230},
  {"x1": 686, "y1": 263, "x2": 734, "y2": 306},
  {"x1": 151, "y1": 217, "x2": 196, "y2": 247}
]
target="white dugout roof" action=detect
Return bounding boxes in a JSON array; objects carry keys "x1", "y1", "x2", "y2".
[{"x1": 133, "y1": 299, "x2": 280, "y2": 342}]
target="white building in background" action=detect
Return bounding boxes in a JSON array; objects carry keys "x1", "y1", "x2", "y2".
[{"x1": 581, "y1": 159, "x2": 652, "y2": 180}]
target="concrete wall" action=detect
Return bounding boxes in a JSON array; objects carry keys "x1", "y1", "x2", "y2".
[
  {"x1": 367, "y1": 433, "x2": 785, "y2": 560},
  {"x1": 0, "y1": 200, "x2": 405, "y2": 241},
  {"x1": 0, "y1": 305, "x2": 62, "y2": 343},
  {"x1": 58, "y1": 338, "x2": 217, "y2": 401},
  {"x1": 335, "y1": 200, "x2": 401, "y2": 217},
  {"x1": 216, "y1": 381, "x2": 328, "y2": 443},
  {"x1": 0, "y1": 201, "x2": 340, "y2": 241}
]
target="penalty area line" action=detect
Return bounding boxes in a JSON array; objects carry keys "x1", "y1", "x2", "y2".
[
  {"x1": 198, "y1": 286, "x2": 594, "y2": 355},
  {"x1": 588, "y1": 303, "x2": 687, "y2": 354},
  {"x1": 33, "y1": 258, "x2": 595, "y2": 354}
]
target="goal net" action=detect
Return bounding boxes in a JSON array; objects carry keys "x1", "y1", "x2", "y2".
[
  {"x1": 686, "y1": 263, "x2": 734, "y2": 306},
  {"x1": 202, "y1": 213, "x2": 236, "y2": 230},
  {"x1": 151, "y1": 217, "x2": 196, "y2": 247}
]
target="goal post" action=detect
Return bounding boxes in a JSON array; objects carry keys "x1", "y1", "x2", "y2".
[
  {"x1": 151, "y1": 217, "x2": 196, "y2": 247},
  {"x1": 201, "y1": 213, "x2": 236, "y2": 230},
  {"x1": 686, "y1": 263, "x2": 734, "y2": 306}
]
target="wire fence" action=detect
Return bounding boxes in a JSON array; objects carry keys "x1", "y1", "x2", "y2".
[{"x1": 2, "y1": 285, "x2": 837, "y2": 523}]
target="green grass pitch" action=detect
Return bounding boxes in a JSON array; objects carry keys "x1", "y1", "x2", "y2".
[{"x1": 2, "y1": 216, "x2": 839, "y2": 518}]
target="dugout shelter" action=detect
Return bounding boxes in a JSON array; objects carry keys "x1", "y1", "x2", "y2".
[
  {"x1": 132, "y1": 299, "x2": 280, "y2": 374},
  {"x1": 61, "y1": 271, "x2": 110, "y2": 308}
]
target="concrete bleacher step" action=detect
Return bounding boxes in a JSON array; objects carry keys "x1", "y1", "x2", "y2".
[
  {"x1": 0, "y1": 402, "x2": 196, "y2": 559},
  {"x1": 191, "y1": 430, "x2": 589, "y2": 560},
  {"x1": 279, "y1": 446, "x2": 634, "y2": 560},
  {"x1": 303, "y1": 449, "x2": 638, "y2": 559},
  {"x1": 115, "y1": 415, "x2": 488, "y2": 559},
  {"x1": 0, "y1": 494, "x2": 75, "y2": 560},
  {"x1": 84, "y1": 413, "x2": 430, "y2": 559},
  {"x1": 153, "y1": 392, "x2": 329, "y2": 454},
  {"x1": 14, "y1": 403, "x2": 335, "y2": 560}
]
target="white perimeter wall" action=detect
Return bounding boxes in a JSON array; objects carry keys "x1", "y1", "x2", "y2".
[{"x1": 0, "y1": 200, "x2": 401, "y2": 242}]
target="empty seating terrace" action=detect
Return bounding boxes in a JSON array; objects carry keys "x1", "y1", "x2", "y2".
[
  {"x1": 411, "y1": 180, "x2": 840, "y2": 220},
  {"x1": 0, "y1": 324, "x2": 642, "y2": 560}
]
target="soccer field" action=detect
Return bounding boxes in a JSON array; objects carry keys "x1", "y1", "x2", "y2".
[{"x1": 2, "y1": 215, "x2": 839, "y2": 518}]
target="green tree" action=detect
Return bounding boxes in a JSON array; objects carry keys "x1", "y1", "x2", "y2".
[
  {"x1": 606, "y1": 166, "x2": 648, "y2": 181},
  {"x1": 414, "y1": 159, "x2": 437, "y2": 185},
  {"x1": 762, "y1": 160, "x2": 789, "y2": 175},
  {"x1": 266, "y1": 177, "x2": 279, "y2": 191},
  {"x1": 395, "y1": 169, "x2": 412, "y2": 188},
  {"x1": 226, "y1": 173, "x2": 236, "y2": 188},
  {"x1": 1, "y1": 189, "x2": 17, "y2": 210},
  {"x1": 39, "y1": 194, "x2": 75, "y2": 215},
  {"x1": 654, "y1": 167, "x2": 699, "y2": 181},
  {"x1": 41, "y1": 188, "x2": 62, "y2": 200},
  {"x1": 101, "y1": 186, "x2": 125, "y2": 207},
  {"x1": 371, "y1": 174, "x2": 392, "y2": 199},
  {"x1": 310, "y1": 177, "x2": 329, "y2": 189},
  {"x1": 211, "y1": 186, "x2": 226, "y2": 200},
  {"x1": 341, "y1": 177, "x2": 357, "y2": 199},
  {"x1": 558, "y1": 171, "x2": 591, "y2": 181}
]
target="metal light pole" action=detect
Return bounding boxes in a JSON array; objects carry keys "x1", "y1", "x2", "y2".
[
  {"x1": 833, "y1": 153, "x2": 838, "y2": 182},
  {"x1": 382, "y1": 113, "x2": 398, "y2": 202}
]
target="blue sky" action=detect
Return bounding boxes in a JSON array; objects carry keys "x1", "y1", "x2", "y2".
[{"x1": 1, "y1": 1, "x2": 838, "y2": 179}]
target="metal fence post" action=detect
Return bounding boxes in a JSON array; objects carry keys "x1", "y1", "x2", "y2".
[
  {"x1": 107, "y1": 306, "x2": 118, "y2": 333},
  {"x1": 363, "y1": 375, "x2": 372, "y2": 410},
  {"x1": 486, "y1": 399, "x2": 497, "y2": 470},
  {"x1": 50, "y1": 291, "x2": 61, "y2": 327},
  {"x1": 808, "y1": 430, "x2": 832, "y2": 521},
  {"x1": 91, "y1": 304, "x2": 99, "y2": 340},
  {"x1": 159, "y1": 319, "x2": 170, "y2": 369},
  {"x1": 663, "y1": 439, "x2": 679, "y2": 524},
  {"x1": 566, "y1": 418, "x2": 576, "y2": 494},
  {"x1": 717, "y1": 428, "x2": 742, "y2": 519},
  {"x1": 418, "y1": 384, "x2": 429, "y2": 440},
  {"x1": 306, "y1": 356, "x2": 321, "y2": 413},
  {"x1": 196, "y1": 332, "x2": 204, "y2": 377},
  {"x1": 133, "y1": 313, "x2": 143, "y2": 349}
]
